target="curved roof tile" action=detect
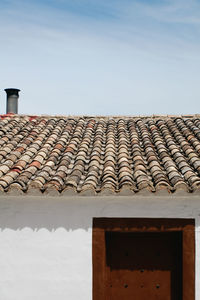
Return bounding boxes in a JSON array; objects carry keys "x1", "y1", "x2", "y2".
[{"x1": 0, "y1": 115, "x2": 200, "y2": 195}]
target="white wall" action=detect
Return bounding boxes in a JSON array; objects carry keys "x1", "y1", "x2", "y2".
[{"x1": 0, "y1": 194, "x2": 199, "y2": 300}]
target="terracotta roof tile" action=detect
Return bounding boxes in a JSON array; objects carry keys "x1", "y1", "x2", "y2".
[{"x1": 0, "y1": 115, "x2": 200, "y2": 195}]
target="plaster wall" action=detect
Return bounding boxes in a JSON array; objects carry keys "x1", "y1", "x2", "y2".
[{"x1": 0, "y1": 194, "x2": 199, "y2": 300}]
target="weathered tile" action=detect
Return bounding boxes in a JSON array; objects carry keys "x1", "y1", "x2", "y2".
[{"x1": 0, "y1": 115, "x2": 200, "y2": 194}]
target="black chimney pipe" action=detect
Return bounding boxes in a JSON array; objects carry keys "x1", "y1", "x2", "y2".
[{"x1": 4, "y1": 88, "x2": 20, "y2": 114}]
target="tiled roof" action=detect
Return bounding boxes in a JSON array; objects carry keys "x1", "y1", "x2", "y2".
[{"x1": 1, "y1": 114, "x2": 200, "y2": 195}]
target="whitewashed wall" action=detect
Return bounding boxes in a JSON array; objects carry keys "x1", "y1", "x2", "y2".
[{"x1": 0, "y1": 194, "x2": 200, "y2": 300}]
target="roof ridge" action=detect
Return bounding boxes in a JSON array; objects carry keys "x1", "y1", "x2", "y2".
[{"x1": 0, "y1": 114, "x2": 200, "y2": 120}]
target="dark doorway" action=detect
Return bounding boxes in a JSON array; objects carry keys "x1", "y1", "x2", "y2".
[
  {"x1": 106, "y1": 231, "x2": 182, "y2": 299},
  {"x1": 93, "y1": 218, "x2": 195, "y2": 300}
]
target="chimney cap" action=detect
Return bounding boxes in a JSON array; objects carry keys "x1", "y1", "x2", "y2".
[{"x1": 4, "y1": 88, "x2": 21, "y2": 97}]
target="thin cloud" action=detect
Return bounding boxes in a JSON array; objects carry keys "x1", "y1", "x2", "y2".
[
  {"x1": 126, "y1": 0, "x2": 200, "y2": 25},
  {"x1": 1, "y1": 0, "x2": 200, "y2": 59}
]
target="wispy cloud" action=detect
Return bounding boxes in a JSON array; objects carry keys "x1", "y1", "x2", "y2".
[
  {"x1": 135, "y1": 0, "x2": 200, "y2": 25},
  {"x1": 1, "y1": 0, "x2": 200, "y2": 57}
]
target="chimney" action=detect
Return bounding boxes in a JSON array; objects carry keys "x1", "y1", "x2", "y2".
[{"x1": 4, "y1": 88, "x2": 20, "y2": 114}]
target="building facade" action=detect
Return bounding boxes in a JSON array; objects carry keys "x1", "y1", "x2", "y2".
[{"x1": 0, "y1": 114, "x2": 199, "y2": 299}]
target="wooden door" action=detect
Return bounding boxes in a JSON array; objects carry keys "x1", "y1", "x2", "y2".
[
  {"x1": 106, "y1": 231, "x2": 182, "y2": 299},
  {"x1": 93, "y1": 218, "x2": 195, "y2": 300}
]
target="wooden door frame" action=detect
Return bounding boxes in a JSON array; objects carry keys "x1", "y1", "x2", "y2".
[{"x1": 92, "y1": 218, "x2": 195, "y2": 300}]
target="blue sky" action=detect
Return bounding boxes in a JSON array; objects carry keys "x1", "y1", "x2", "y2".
[{"x1": 0, "y1": 0, "x2": 200, "y2": 115}]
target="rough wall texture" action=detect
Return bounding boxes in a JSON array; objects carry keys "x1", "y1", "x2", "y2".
[{"x1": 0, "y1": 195, "x2": 199, "y2": 300}]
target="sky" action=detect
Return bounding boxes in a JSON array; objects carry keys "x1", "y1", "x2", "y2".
[{"x1": 0, "y1": 0, "x2": 200, "y2": 116}]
